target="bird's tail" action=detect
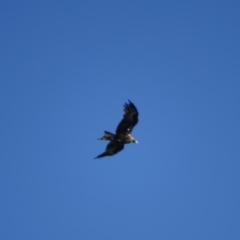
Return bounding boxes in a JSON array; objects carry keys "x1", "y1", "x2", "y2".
[
  {"x1": 98, "y1": 131, "x2": 115, "y2": 141},
  {"x1": 94, "y1": 152, "x2": 108, "y2": 159}
]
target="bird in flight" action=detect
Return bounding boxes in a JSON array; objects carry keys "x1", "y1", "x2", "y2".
[{"x1": 94, "y1": 100, "x2": 139, "y2": 159}]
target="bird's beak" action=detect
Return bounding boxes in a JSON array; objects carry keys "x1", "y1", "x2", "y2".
[{"x1": 135, "y1": 140, "x2": 138, "y2": 144}]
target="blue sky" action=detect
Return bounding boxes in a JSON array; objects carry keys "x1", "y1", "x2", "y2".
[{"x1": 1, "y1": 1, "x2": 240, "y2": 239}]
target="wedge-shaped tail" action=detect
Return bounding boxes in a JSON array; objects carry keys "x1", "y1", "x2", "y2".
[
  {"x1": 98, "y1": 131, "x2": 115, "y2": 141},
  {"x1": 94, "y1": 100, "x2": 139, "y2": 159}
]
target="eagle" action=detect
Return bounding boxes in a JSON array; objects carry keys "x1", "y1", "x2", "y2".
[{"x1": 94, "y1": 100, "x2": 139, "y2": 159}]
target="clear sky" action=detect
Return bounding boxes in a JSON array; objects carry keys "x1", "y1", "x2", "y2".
[{"x1": 1, "y1": 1, "x2": 240, "y2": 239}]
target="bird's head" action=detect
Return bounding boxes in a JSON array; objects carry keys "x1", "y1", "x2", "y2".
[{"x1": 131, "y1": 137, "x2": 138, "y2": 144}]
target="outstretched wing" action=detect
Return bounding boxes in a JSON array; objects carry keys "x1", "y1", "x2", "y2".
[
  {"x1": 94, "y1": 141, "x2": 124, "y2": 159},
  {"x1": 116, "y1": 100, "x2": 139, "y2": 134}
]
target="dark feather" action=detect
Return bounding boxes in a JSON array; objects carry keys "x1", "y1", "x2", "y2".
[
  {"x1": 98, "y1": 131, "x2": 115, "y2": 141},
  {"x1": 116, "y1": 100, "x2": 139, "y2": 134},
  {"x1": 94, "y1": 100, "x2": 139, "y2": 159},
  {"x1": 94, "y1": 141, "x2": 124, "y2": 159}
]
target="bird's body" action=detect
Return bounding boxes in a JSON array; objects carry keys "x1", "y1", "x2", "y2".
[{"x1": 94, "y1": 100, "x2": 139, "y2": 159}]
